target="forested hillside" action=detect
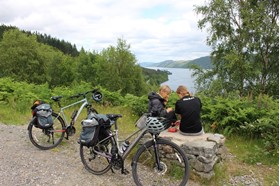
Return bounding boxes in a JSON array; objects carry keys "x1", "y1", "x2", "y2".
[
  {"x1": 0, "y1": 25, "x2": 168, "y2": 96},
  {"x1": 0, "y1": 25, "x2": 79, "y2": 57},
  {"x1": 139, "y1": 56, "x2": 212, "y2": 69}
]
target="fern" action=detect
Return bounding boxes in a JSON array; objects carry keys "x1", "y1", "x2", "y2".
[{"x1": 0, "y1": 78, "x2": 278, "y2": 156}]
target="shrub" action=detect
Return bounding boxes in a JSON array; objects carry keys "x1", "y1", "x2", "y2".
[{"x1": 198, "y1": 93, "x2": 279, "y2": 156}]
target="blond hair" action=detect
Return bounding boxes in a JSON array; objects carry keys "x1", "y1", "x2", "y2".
[
  {"x1": 159, "y1": 85, "x2": 171, "y2": 94},
  {"x1": 176, "y1": 85, "x2": 190, "y2": 96}
]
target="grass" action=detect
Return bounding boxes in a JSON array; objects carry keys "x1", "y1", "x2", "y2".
[
  {"x1": 226, "y1": 136, "x2": 278, "y2": 165},
  {"x1": 193, "y1": 135, "x2": 279, "y2": 186},
  {"x1": 0, "y1": 104, "x2": 31, "y2": 125},
  {"x1": 0, "y1": 104, "x2": 279, "y2": 185},
  {"x1": 224, "y1": 136, "x2": 279, "y2": 185}
]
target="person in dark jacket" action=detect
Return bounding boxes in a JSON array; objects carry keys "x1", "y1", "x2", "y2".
[
  {"x1": 175, "y1": 85, "x2": 204, "y2": 136},
  {"x1": 148, "y1": 85, "x2": 176, "y2": 122}
]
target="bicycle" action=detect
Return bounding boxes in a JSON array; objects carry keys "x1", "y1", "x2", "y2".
[
  {"x1": 79, "y1": 114, "x2": 190, "y2": 186},
  {"x1": 27, "y1": 89, "x2": 102, "y2": 150}
]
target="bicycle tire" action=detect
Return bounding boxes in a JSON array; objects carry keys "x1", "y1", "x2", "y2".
[
  {"x1": 132, "y1": 138, "x2": 189, "y2": 186},
  {"x1": 28, "y1": 112, "x2": 65, "y2": 150},
  {"x1": 80, "y1": 136, "x2": 114, "y2": 175}
]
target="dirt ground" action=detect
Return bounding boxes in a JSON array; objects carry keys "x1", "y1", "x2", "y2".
[{"x1": 0, "y1": 123, "x2": 200, "y2": 186}]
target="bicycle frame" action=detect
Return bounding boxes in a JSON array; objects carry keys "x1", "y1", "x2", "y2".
[
  {"x1": 89, "y1": 117, "x2": 166, "y2": 177},
  {"x1": 97, "y1": 119, "x2": 149, "y2": 160},
  {"x1": 28, "y1": 89, "x2": 102, "y2": 150},
  {"x1": 57, "y1": 97, "x2": 89, "y2": 127},
  {"x1": 78, "y1": 97, "x2": 189, "y2": 185},
  {"x1": 121, "y1": 128, "x2": 147, "y2": 159},
  {"x1": 93, "y1": 125, "x2": 148, "y2": 164}
]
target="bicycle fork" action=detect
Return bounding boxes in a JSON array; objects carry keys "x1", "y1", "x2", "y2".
[
  {"x1": 152, "y1": 135, "x2": 163, "y2": 171},
  {"x1": 65, "y1": 110, "x2": 78, "y2": 139}
]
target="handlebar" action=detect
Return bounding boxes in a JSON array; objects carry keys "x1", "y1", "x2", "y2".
[
  {"x1": 51, "y1": 89, "x2": 100, "y2": 102},
  {"x1": 69, "y1": 89, "x2": 99, "y2": 99}
]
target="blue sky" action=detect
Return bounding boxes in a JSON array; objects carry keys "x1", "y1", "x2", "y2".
[{"x1": 0, "y1": 0, "x2": 211, "y2": 63}]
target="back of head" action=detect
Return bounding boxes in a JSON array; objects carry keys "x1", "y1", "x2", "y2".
[{"x1": 176, "y1": 85, "x2": 190, "y2": 96}]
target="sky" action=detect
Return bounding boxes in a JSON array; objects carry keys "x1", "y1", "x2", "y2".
[{"x1": 0, "y1": 0, "x2": 211, "y2": 63}]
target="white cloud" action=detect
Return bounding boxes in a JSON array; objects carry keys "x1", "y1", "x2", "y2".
[{"x1": 0, "y1": 0, "x2": 211, "y2": 62}]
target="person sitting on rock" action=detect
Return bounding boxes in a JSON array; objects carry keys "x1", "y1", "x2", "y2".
[
  {"x1": 175, "y1": 85, "x2": 204, "y2": 136},
  {"x1": 148, "y1": 85, "x2": 177, "y2": 123}
]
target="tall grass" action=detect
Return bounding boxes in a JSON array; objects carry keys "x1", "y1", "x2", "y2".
[{"x1": 0, "y1": 104, "x2": 31, "y2": 125}]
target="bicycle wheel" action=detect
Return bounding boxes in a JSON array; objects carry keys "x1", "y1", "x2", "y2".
[
  {"x1": 28, "y1": 112, "x2": 65, "y2": 150},
  {"x1": 132, "y1": 138, "x2": 189, "y2": 186},
  {"x1": 80, "y1": 137, "x2": 114, "y2": 175}
]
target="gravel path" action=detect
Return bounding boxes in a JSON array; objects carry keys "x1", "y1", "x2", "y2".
[{"x1": 0, "y1": 123, "x2": 199, "y2": 186}]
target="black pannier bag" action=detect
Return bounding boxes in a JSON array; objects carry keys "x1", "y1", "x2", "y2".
[
  {"x1": 79, "y1": 117, "x2": 100, "y2": 146},
  {"x1": 79, "y1": 113, "x2": 113, "y2": 146},
  {"x1": 95, "y1": 114, "x2": 111, "y2": 143},
  {"x1": 96, "y1": 114, "x2": 111, "y2": 127},
  {"x1": 34, "y1": 104, "x2": 54, "y2": 129}
]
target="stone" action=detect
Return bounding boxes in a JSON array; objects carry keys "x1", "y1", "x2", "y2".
[
  {"x1": 159, "y1": 130, "x2": 226, "y2": 179},
  {"x1": 197, "y1": 155, "x2": 216, "y2": 164},
  {"x1": 190, "y1": 156, "x2": 219, "y2": 172},
  {"x1": 207, "y1": 133, "x2": 226, "y2": 146},
  {"x1": 182, "y1": 140, "x2": 217, "y2": 158},
  {"x1": 193, "y1": 169, "x2": 215, "y2": 180}
]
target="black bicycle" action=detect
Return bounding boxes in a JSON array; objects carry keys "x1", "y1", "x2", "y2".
[
  {"x1": 27, "y1": 89, "x2": 102, "y2": 150},
  {"x1": 79, "y1": 114, "x2": 189, "y2": 186}
]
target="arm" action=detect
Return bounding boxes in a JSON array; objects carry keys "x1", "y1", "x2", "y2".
[{"x1": 150, "y1": 99, "x2": 167, "y2": 117}]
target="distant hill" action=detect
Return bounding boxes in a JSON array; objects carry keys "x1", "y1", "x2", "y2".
[
  {"x1": 139, "y1": 56, "x2": 212, "y2": 69},
  {"x1": 187, "y1": 56, "x2": 213, "y2": 69}
]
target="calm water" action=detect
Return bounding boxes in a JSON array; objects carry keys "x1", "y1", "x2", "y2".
[{"x1": 147, "y1": 67, "x2": 196, "y2": 94}]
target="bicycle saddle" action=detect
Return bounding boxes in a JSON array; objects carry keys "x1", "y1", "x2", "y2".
[
  {"x1": 51, "y1": 96, "x2": 63, "y2": 102},
  {"x1": 106, "y1": 114, "x2": 122, "y2": 120}
]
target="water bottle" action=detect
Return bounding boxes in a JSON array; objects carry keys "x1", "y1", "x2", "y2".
[{"x1": 119, "y1": 140, "x2": 130, "y2": 154}]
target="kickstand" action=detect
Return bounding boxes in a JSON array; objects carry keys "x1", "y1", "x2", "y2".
[
  {"x1": 121, "y1": 168, "x2": 129, "y2": 175},
  {"x1": 65, "y1": 133, "x2": 69, "y2": 140},
  {"x1": 121, "y1": 165, "x2": 129, "y2": 175},
  {"x1": 110, "y1": 167, "x2": 115, "y2": 173}
]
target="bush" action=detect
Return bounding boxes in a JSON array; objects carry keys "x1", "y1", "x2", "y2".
[
  {"x1": 1, "y1": 78, "x2": 278, "y2": 156},
  {"x1": 198, "y1": 93, "x2": 279, "y2": 156},
  {"x1": 0, "y1": 77, "x2": 51, "y2": 112},
  {"x1": 124, "y1": 94, "x2": 148, "y2": 116}
]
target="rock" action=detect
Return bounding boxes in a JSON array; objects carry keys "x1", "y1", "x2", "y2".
[{"x1": 160, "y1": 130, "x2": 226, "y2": 179}]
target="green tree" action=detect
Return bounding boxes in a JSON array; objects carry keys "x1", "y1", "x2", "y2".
[
  {"x1": 95, "y1": 38, "x2": 147, "y2": 96},
  {"x1": 47, "y1": 52, "x2": 76, "y2": 87},
  {"x1": 75, "y1": 48, "x2": 98, "y2": 84},
  {"x1": 195, "y1": 0, "x2": 279, "y2": 97},
  {"x1": 0, "y1": 28, "x2": 77, "y2": 87},
  {"x1": 0, "y1": 24, "x2": 17, "y2": 40},
  {"x1": 0, "y1": 29, "x2": 47, "y2": 84}
]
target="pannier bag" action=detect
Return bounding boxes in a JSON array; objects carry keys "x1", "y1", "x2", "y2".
[
  {"x1": 96, "y1": 114, "x2": 111, "y2": 127},
  {"x1": 79, "y1": 117, "x2": 100, "y2": 146},
  {"x1": 31, "y1": 100, "x2": 45, "y2": 110},
  {"x1": 34, "y1": 104, "x2": 53, "y2": 129}
]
